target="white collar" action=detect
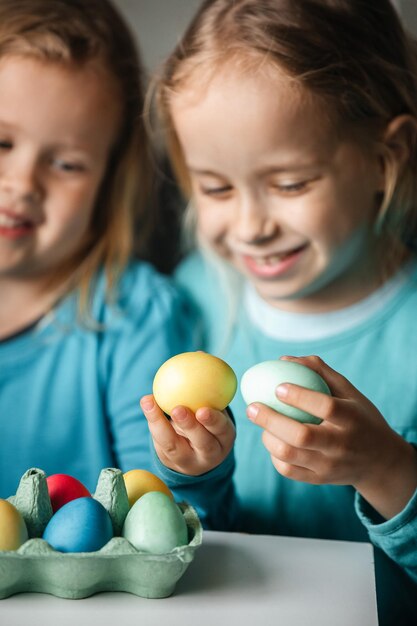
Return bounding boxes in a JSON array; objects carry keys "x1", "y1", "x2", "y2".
[{"x1": 244, "y1": 265, "x2": 413, "y2": 341}]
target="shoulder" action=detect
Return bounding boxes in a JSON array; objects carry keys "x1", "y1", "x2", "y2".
[
  {"x1": 175, "y1": 250, "x2": 208, "y2": 281},
  {"x1": 174, "y1": 251, "x2": 218, "y2": 324},
  {"x1": 174, "y1": 251, "x2": 219, "y2": 306},
  {"x1": 117, "y1": 260, "x2": 182, "y2": 310},
  {"x1": 82, "y1": 261, "x2": 199, "y2": 371},
  {"x1": 93, "y1": 260, "x2": 194, "y2": 330},
  {"x1": 174, "y1": 251, "x2": 238, "y2": 352}
]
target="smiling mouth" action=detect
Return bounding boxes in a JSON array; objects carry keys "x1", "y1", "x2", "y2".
[
  {"x1": 0, "y1": 211, "x2": 36, "y2": 238},
  {"x1": 242, "y1": 244, "x2": 307, "y2": 277},
  {"x1": 252, "y1": 252, "x2": 294, "y2": 265},
  {"x1": 250, "y1": 244, "x2": 307, "y2": 264},
  {"x1": 0, "y1": 213, "x2": 32, "y2": 228}
]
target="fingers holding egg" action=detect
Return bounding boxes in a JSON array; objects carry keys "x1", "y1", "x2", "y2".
[
  {"x1": 152, "y1": 351, "x2": 237, "y2": 415},
  {"x1": 144, "y1": 352, "x2": 237, "y2": 475},
  {"x1": 275, "y1": 381, "x2": 339, "y2": 425},
  {"x1": 140, "y1": 394, "x2": 181, "y2": 447},
  {"x1": 194, "y1": 407, "x2": 236, "y2": 454},
  {"x1": 262, "y1": 429, "x2": 326, "y2": 472},
  {"x1": 281, "y1": 355, "x2": 355, "y2": 399},
  {"x1": 151, "y1": 351, "x2": 237, "y2": 450},
  {"x1": 241, "y1": 359, "x2": 331, "y2": 425},
  {"x1": 170, "y1": 405, "x2": 223, "y2": 449}
]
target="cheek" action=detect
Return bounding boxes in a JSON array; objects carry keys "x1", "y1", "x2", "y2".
[
  {"x1": 195, "y1": 208, "x2": 232, "y2": 259},
  {"x1": 50, "y1": 183, "x2": 99, "y2": 240},
  {"x1": 298, "y1": 185, "x2": 374, "y2": 248},
  {"x1": 196, "y1": 204, "x2": 227, "y2": 240}
]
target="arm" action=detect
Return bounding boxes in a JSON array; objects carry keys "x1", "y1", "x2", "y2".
[
  {"x1": 102, "y1": 267, "x2": 199, "y2": 473},
  {"x1": 102, "y1": 265, "x2": 237, "y2": 529},
  {"x1": 246, "y1": 355, "x2": 417, "y2": 580},
  {"x1": 355, "y1": 484, "x2": 417, "y2": 584}
]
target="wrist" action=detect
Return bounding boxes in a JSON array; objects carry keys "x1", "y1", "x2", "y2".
[{"x1": 354, "y1": 436, "x2": 417, "y2": 520}]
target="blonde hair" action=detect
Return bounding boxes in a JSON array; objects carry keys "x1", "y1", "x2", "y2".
[
  {"x1": 154, "y1": 0, "x2": 417, "y2": 273},
  {"x1": 0, "y1": 0, "x2": 152, "y2": 314}
]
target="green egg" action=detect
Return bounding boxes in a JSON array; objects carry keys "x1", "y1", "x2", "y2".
[
  {"x1": 122, "y1": 492, "x2": 188, "y2": 554},
  {"x1": 241, "y1": 360, "x2": 331, "y2": 424}
]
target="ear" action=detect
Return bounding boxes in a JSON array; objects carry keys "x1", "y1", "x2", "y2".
[
  {"x1": 374, "y1": 114, "x2": 416, "y2": 193},
  {"x1": 380, "y1": 114, "x2": 416, "y2": 177}
]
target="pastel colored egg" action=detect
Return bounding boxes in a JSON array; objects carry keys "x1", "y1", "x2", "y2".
[
  {"x1": 123, "y1": 469, "x2": 173, "y2": 507},
  {"x1": 153, "y1": 351, "x2": 237, "y2": 416},
  {"x1": 241, "y1": 359, "x2": 331, "y2": 424},
  {"x1": 0, "y1": 499, "x2": 29, "y2": 551},
  {"x1": 42, "y1": 497, "x2": 113, "y2": 553},
  {"x1": 46, "y1": 474, "x2": 91, "y2": 512},
  {"x1": 122, "y1": 491, "x2": 188, "y2": 555}
]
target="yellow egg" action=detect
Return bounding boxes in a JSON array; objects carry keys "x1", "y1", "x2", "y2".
[
  {"x1": 152, "y1": 351, "x2": 237, "y2": 416},
  {"x1": 0, "y1": 499, "x2": 29, "y2": 551},
  {"x1": 123, "y1": 469, "x2": 173, "y2": 507}
]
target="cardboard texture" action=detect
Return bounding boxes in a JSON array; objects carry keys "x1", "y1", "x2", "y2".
[{"x1": 0, "y1": 467, "x2": 202, "y2": 599}]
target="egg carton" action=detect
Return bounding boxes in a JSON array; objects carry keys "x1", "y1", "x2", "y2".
[{"x1": 0, "y1": 467, "x2": 202, "y2": 599}]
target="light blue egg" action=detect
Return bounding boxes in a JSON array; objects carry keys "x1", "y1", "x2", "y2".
[
  {"x1": 241, "y1": 360, "x2": 331, "y2": 424},
  {"x1": 122, "y1": 492, "x2": 188, "y2": 554},
  {"x1": 42, "y1": 497, "x2": 113, "y2": 552}
]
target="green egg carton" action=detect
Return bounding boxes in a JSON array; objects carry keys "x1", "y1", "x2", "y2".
[{"x1": 0, "y1": 467, "x2": 202, "y2": 599}]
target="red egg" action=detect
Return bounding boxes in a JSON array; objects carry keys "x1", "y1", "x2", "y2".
[{"x1": 46, "y1": 474, "x2": 91, "y2": 512}]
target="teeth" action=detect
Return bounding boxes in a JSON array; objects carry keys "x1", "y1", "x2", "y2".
[
  {"x1": 254, "y1": 253, "x2": 288, "y2": 266},
  {"x1": 0, "y1": 213, "x2": 28, "y2": 227}
]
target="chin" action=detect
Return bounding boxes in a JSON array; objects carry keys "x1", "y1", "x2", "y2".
[{"x1": 255, "y1": 285, "x2": 303, "y2": 306}]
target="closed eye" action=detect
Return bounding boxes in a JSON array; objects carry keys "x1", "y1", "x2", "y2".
[
  {"x1": 274, "y1": 181, "x2": 308, "y2": 193},
  {"x1": 0, "y1": 139, "x2": 12, "y2": 150},
  {"x1": 199, "y1": 184, "x2": 233, "y2": 197},
  {"x1": 51, "y1": 158, "x2": 86, "y2": 173}
]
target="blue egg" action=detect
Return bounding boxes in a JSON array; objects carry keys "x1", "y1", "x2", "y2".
[{"x1": 42, "y1": 497, "x2": 113, "y2": 552}]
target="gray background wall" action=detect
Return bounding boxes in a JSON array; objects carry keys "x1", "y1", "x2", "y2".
[
  {"x1": 113, "y1": 0, "x2": 417, "y2": 74},
  {"x1": 113, "y1": 0, "x2": 201, "y2": 74},
  {"x1": 394, "y1": 0, "x2": 417, "y2": 35}
]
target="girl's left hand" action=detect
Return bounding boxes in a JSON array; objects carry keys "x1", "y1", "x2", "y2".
[
  {"x1": 247, "y1": 355, "x2": 417, "y2": 519},
  {"x1": 140, "y1": 394, "x2": 235, "y2": 476}
]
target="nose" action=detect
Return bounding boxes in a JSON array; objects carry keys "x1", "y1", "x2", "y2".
[
  {"x1": 0, "y1": 151, "x2": 42, "y2": 203},
  {"x1": 234, "y1": 192, "x2": 278, "y2": 244}
]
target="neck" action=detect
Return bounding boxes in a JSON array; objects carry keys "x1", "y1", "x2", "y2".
[
  {"x1": 0, "y1": 275, "x2": 68, "y2": 340},
  {"x1": 275, "y1": 270, "x2": 380, "y2": 314},
  {"x1": 265, "y1": 244, "x2": 410, "y2": 314}
]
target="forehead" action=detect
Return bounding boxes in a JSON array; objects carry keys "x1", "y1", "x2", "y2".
[
  {"x1": 0, "y1": 55, "x2": 122, "y2": 146},
  {"x1": 0, "y1": 52, "x2": 120, "y2": 100},
  {"x1": 170, "y1": 62, "x2": 338, "y2": 169},
  {"x1": 172, "y1": 53, "x2": 299, "y2": 103}
]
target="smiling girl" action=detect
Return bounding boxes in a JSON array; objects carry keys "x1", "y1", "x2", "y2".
[
  {"x1": 0, "y1": 0, "x2": 203, "y2": 499},
  {"x1": 141, "y1": 1, "x2": 417, "y2": 623}
]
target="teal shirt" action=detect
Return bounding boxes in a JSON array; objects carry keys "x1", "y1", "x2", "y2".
[
  {"x1": 174, "y1": 252, "x2": 417, "y2": 626},
  {"x1": 0, "y1": 261, "x2": 197, "y2": 499}
]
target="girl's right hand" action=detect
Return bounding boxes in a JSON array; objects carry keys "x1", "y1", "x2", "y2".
[
  {"x1": 140, "y1": 395, "x2": 235, "y2": 476},
  {"x1": 247, "y1": 355, "x2": 417, "y2": 520}
]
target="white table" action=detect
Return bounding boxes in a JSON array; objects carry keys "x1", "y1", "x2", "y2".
[{"x1": 1, "y1": 531, "x2": 378, "y2": 626}]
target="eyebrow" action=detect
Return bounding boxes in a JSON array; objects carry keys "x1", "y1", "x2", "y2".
[
  {"x1": 0, "y1": 119, "x2": 18, "y2": 130},
  {"x1": 188, "y1": 163, "x2": 319, "y2": 176},
  {"x1": 188, "y1": 167, "x2": 223, "y2": 176}
]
